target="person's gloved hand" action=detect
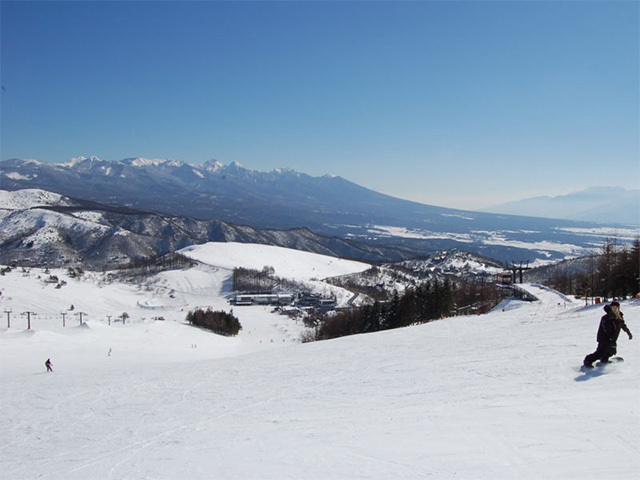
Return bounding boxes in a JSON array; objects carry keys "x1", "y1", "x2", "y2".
[{"x1": 628, "y1": 332, "x2": 633, "y2": 340}]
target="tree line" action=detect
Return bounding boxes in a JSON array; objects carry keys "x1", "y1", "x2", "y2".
[
  {"x1": 312, "y1": 279, "x2": 457, "y2": 341},
  {"x1": 232, "y1": 266, "x2": 301, "y2": 293},
  {"x1": 121, "y1": 252, "x2": 196, "y2": 272},
  {"x1": 544, "y1": 238, "x2": 639, "y2": 300}
]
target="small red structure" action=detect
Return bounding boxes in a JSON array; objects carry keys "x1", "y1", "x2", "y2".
[{"x1": 496, "y1": 272, "x2": 513, "y2": 285}]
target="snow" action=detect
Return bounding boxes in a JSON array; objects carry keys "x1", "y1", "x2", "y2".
[
  {"x1": 203, "y1": 160, "x2": 225, "y2": 172},
  {"x1": 61, "y1": 156, "x2": 100, "y2": 167},
  {"x1": 4, "y1": 171, "x2": 33, "y2": 181},
  {"x1": 1, "y1": 243, "x2": 639, "y2": 479},
  {"x1": 123, "y1": 157, "x2": 182, "y2": 168},
  {"x1": 367, "y1": 225, "x2": 475, "y2": 243},
  {"x1": 180, "y1": 242, "x2": 371, "y2": 281},
  {"x1": 440, "y1": 212, "x2": 475, "y2": 221},
  {"x1": 0, "y1": 188, "x2": 73, "y2": 210},
  {"x1": 555, "y1": 226, "x2": 640, "y2": 241},
  {"x1": 0, "y1": 208, "x2": 110, "y2": 248},
  {"x1": 363, "y1": 225, "x2": 597, "y2": 261},
  {"x1": 478, "y1": 233, "x2": 584, "y2": 257}
]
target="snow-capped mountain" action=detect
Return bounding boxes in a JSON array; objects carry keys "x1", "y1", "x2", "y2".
[
  {"x1": 1, "y1": 157, "x2": 369, "y2": 228},
  {"x1": 483, "y1": 187, "x2": 640, "y2": 225},
  {"x1": 2, "y1": 157, "x2": 638, "y2": 264}
]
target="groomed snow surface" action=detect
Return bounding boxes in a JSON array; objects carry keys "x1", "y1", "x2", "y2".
[{"x1": 1, "y1": 243, "x2": 639, "y2": 480}]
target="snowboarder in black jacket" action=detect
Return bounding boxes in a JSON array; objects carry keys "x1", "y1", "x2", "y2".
[
  {"x1": 45, "y1": 358, "x2": 53, "y2": 372},
  {"x1": 583, "y1": 301, "x2": 633, "y2": 368}
]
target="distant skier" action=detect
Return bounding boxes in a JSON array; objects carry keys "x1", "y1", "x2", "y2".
[
  {"x1": 583, "y1": 301, "x2": 633, "y2": 369},
  {"x1": 45, "y1": 358, "x2": 53, "y2": 372}
]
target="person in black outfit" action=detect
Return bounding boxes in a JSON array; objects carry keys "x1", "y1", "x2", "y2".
[
  {"x1": 583, "y1": 301, "x2": 633, "y2": 369},
  {"x1": 45, "y1": 358, "x2": 53, "y2": 372}
]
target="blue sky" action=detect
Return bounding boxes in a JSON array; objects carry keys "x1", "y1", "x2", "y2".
[{"x1": 1, "y1": 1, "x2": 638, "y2": 210}]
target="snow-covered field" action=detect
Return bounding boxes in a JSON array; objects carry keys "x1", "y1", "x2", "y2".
[{"x1": 1, "y1": 244, "x2": 639, "y2": 479}]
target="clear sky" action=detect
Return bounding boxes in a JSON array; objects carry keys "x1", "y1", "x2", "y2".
[{"x1": 1, "y1": 1, "x2": 638, "y2": 210}]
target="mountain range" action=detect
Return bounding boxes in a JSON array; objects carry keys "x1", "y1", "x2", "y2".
[
  {"x1": 0, "y1": 189, "x2": 416, "y2": 269},
  {"x1": 483, "y1": 187, "x2": 639, "y2": 224},
  {"x1": 1, "y1": 157, "x2": 638, "y2": 266}
]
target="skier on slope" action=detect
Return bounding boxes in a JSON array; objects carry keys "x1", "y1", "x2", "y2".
[
  {"x1": 45, "y1": 358, "x2": 53, "y2": 372},
  {"x1": 583, "y1": 301, "x2": 633, "y2": 369}
]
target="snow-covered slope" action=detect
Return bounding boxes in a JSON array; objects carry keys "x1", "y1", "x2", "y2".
[
  {"x1": 0, "y1": 188, "x2": 77, "y2": 210},
  {"x1": 1, "y1": 246, "x2": 639, "y2": 479},
  {"x1": 180, "y1": 242, "x2": 371, "y2": 281},
  {"x1": 0, "y1": 242, "x2": 368, "y2": 334}
]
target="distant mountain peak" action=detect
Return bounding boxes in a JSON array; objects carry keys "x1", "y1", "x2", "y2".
[
  {"x1": 5, "y1": 158, "x2": 44, "y2": 166},
  {"x1": 273, "y1": 166, "x2": 299, "y2": 175},
  {"x1": 228, "y1": 160, "x2": 247, "y2": 170},
  {"x1": 121, "y1": 157, "x2": 179, "y2": 167},
  {"x1": 62, "y1": 155, "x2": 102, "y2": 167},
  {"x1": 483, "y1": 186, "x2": 640, "y2": 224},
  {"x1": 202, "y1": 159, "x2": 224, "y2": 172}
]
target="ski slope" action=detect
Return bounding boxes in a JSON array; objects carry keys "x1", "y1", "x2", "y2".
[
  {"x1": 180, "y1": 242, "x2": 371, "y2": 281},
  {"x1": 1, "y1": 248, "x2": 639, "y2": 479}
]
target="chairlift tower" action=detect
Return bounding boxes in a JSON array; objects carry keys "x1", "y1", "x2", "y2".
[
  {"x1": 75, "y1": 311, "x2": 88, "y2": 325},
  {"x1": 505, "y1": 261, "x2": 532, "y2": 284},
  {"x1": 21, "y1": 311, "x2": 37, "y2": 329}
]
